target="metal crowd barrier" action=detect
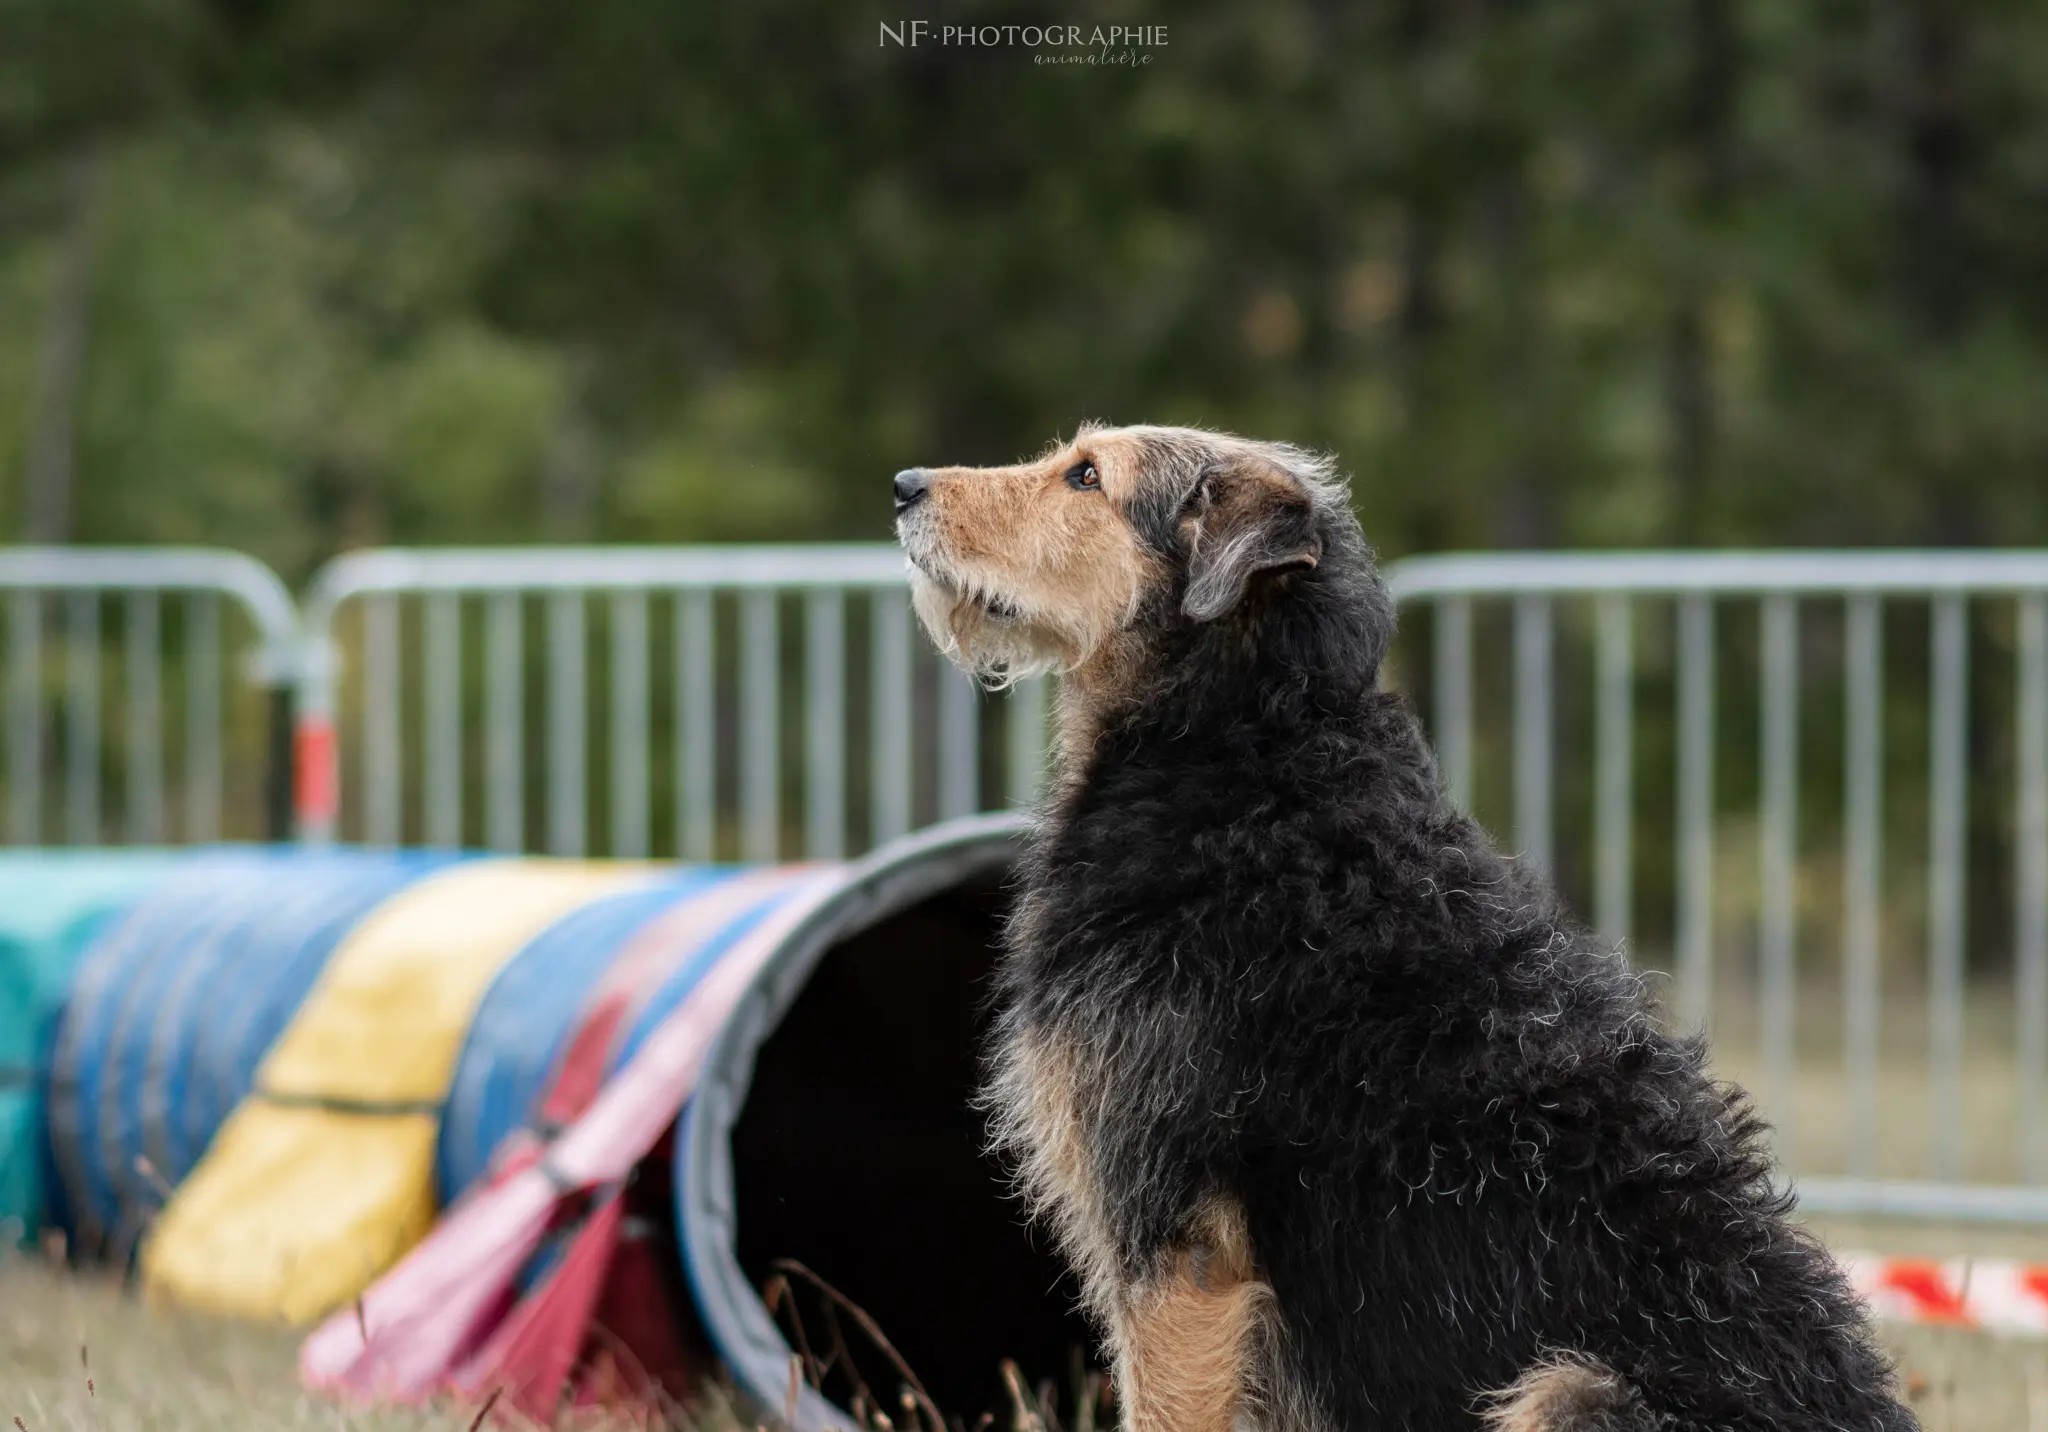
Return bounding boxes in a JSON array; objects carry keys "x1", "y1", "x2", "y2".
[
  {"x1": 293, "y1": 547, "x2": 1048, "y2": 859},
  {"x1": 0, "y1": 549, "x2": 299, "y2": 844},
  {"x1": 1389, "y1": 552, "x2": 2048, "y2": 1189},
  {"x1": 10, "y1": 541, "x2": 2048, "y2": 1204}
]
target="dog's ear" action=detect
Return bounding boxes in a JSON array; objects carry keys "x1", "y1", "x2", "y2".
[{"x1": 1181, "y1": 454, "x2": 1323, "y2": 622}]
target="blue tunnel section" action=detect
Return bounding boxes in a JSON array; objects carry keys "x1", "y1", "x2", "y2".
[
  {"x1": 608, "y1": 882, "x2": 798, "y2": 1072},
  {"x1": 434, "y1": 869, "x2": 740, "y2": 1202}
]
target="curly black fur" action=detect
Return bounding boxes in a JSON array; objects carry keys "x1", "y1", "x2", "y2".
[{"x1": 976, "y1": 439, "x2": 1916, "y2": 1431}]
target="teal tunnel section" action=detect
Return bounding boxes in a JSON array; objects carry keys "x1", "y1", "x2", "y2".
[
  {"x1": 42, "y1": 848, "x2": 459, "y2": 1253},
  {"x1": 0, "y1": 851, "x2": 188, "y2": 1241}
]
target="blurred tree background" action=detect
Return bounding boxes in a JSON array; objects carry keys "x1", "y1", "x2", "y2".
[{"x1": 2, "y1": 0, "x2": 2046, "y2": 581}]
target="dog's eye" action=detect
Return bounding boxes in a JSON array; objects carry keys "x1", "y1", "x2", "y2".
[{"x1": 1065, "y1": 461, "x2": 1101, "y2": 492}]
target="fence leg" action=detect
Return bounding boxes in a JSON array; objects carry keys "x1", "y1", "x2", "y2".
[{"x1": 265, "y1": 683, "x2": 295, "y2": 842}]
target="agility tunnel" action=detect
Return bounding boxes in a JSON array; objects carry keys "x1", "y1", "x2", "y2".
[
  {"x1": 299, "y1": 815, "x2": 1089, "y2": 1429},
  {"x1": 300, "y1": 862, "x2": 835, "y2": 1411},
  {"x1": 18, "y1": 818, "x2": 1091, "y2": 1429}
]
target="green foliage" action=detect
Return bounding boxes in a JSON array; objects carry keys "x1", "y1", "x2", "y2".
[{"x1": 1, "y1": 0, "x2": 2047, "y2": 573}]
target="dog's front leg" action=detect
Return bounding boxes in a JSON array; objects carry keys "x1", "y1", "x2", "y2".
[
  {"x1": 997, "y1": 1026, "x2": 1274, "y2": 1431},
  {"x1": 1112, "y1": 1202, "x2": 1270, "y2": 1432}
]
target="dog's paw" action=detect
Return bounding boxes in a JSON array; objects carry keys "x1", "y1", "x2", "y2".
[{"x1": 1482, "y1": 1356, "x2": 1657, "y2": 1432}]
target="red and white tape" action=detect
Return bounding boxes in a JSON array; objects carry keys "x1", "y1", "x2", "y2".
[{"x1": 1840, "y1": 1252, "x2": 2048, "y2": 1334}]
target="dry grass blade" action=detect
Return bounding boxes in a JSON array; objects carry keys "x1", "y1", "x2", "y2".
[
  {"x1": 355, "y1": 1295, "x2": 370, "y2": 1343},
  {"x1": 997, "y1": 1363, "x2": 1042, "y2": 1432},
  {"x1": 1073, "y1": 1370, "x2": 1099, "y2": 1432},
  {"x1": 763, "y1": 1275, "x2": 825, "y2": 1392},
  {"x1": 814, "y1": 1298, "x2": 862, "y2": 1399},
  {"x1": 769, "y1": 1260, "x2": 944, "y2": 1432},
  {"x1": 465, "y1": 1386, "x2": 503, "y2": 1432},
  {"x1": 769, "y1": 1270, "x2": 875, "y2": 1425},
  {"x1": 579, "y1": 1318, "x2": 660, "y2": 1403},
  {"x1": 132, "y1": 1155, "x2": 174, "y2": 1204}
]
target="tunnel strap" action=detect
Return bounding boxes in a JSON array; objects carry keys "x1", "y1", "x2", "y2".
[
  {"x1": 535, "y1": 1152, "x2": 586, "y2": 1196},
  {"x1": 250, "y1": 1087, "x2": 445, "y2": 1118}
]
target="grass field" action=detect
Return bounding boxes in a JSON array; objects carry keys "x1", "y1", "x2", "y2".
[
  {"x1": 0, "y1": 1255, "x2": 743, "y2": 1432},
  {"x1": 10, "y1": 1221, "x2": 2048, "y2": 1432}
]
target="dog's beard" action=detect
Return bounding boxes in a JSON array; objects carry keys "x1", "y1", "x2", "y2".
[{"x1": 906, "y1": 562, "x2": 1068, "y2": 687}]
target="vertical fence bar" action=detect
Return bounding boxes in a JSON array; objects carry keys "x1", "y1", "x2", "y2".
[
  {"x1": 1928, "y1": 593, "x2": 1969, "y2": 1178},
  {"x1": 1676, "y1": 595, "x2": 1715, "y2": 1032},
  {"x1": 1008, "y1": 675, "x2": 1049, "y2": 807},
  {"x1": 1513, "y1": 595, "x2": 1553, "y2": 874},
  {"x1": 610, "y1": 591, "x2": 649, "y2": 859},
  {"x1": 486, "y1": 592, "x2": 523, "y2": 852},
  {"x1": 125, "y1": 591, "x2": 162, "y2": 844},
  {"x1": 425, "y1": 592, "x2": 462, "y2": 849},
  {"x1": 678, "y1": 590, "x2": 715, "y2": 862},
  {"x1": 547, "y1": 592, "x2": 586, "y2": 856},
  {"x1": 1434, "y1": 596, "x2": 1473, "y2": 810},
  {"x1": 64, "y1": 592, "x2": 98, "y2": 844},
  {"x1": 805, "y1": 589, "x2": 846, "y2": 860},
  {"x1": 2018, "y1": 594, "x2": 2048, "y2": 1182},
  {"x1": 185, "y1": 592, "x2": 220, "y2": 842},
  {"x1": 871, "y1": 589, "x2": 913, "y2": 846},
  {"x1": 364, "y1": 593, "x2": 401, "y2": 846},
  {"x1": 939, "y1": 667, "x2": 979, "y2": 820},
  {"x1": 1759, "y1": 594, "x2": 1800, "y2": 1159},
  {"x1": 741, "y1": 590, "x2": 779, "y2": 862},
  {"x1": 1594, "y1": 595, "x2": 1633, "y2": 948},
  {"x1": 1844, "y1": 593, "x2": 1883, "y2": 1178},
  {"x1": 7, "y1": 592, "x2": 39, "y2": 844}
]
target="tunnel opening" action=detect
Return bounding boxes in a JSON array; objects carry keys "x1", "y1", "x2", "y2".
[{"x1": 726, "y1": 872, "x2": 1098, "y2": 1426}]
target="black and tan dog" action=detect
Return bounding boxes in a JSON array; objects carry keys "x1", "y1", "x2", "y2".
[{"x1": 892, "y1": 425, "x2": 1914, "y2": 1432}]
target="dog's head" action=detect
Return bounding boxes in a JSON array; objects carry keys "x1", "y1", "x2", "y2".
[{"x1": 893, "y1": 423, "x2": 1387, "y2": 701}]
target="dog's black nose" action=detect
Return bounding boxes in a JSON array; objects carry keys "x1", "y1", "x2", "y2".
[{"x1": 893, "y1": 468, "x2": 932, "y2": 511}]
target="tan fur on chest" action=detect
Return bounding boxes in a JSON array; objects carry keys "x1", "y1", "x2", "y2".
[{"x1": 986, "y1": 1025, "x2": 1125, "y2": 1323}]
